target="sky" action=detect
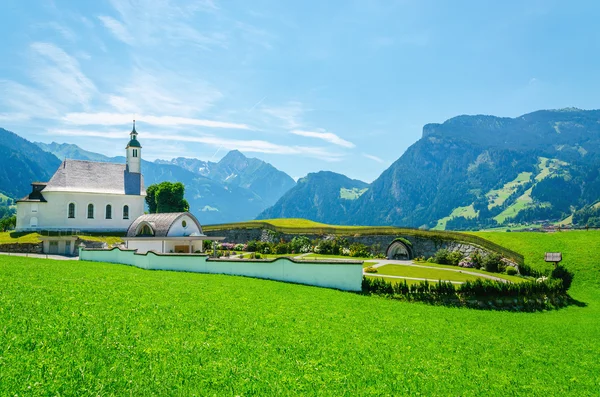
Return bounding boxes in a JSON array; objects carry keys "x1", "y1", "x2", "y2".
[{"x1": 1, "y1": 0, "x2": 600, "y2": 182}]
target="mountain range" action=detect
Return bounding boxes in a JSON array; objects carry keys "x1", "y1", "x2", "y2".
[
  {"x1": 259, "y1": 108, "x2": 600, "y2": 229},
  {"x1": 0, "y1": 133, "x2": 295, "y2": 224},
  {"x1": 3, "y1": 107, "x2": 600, "y2": 229}
]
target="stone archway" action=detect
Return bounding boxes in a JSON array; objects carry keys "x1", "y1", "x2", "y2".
[{"x1": 386, "y1": 240, "x2": 412, "y2": 260}]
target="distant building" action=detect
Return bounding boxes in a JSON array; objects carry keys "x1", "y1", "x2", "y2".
[{"x1": 16, "y1": 122, "x2": 146, "y2": 233}]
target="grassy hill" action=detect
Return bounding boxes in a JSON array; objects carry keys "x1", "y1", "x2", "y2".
[{"x1": 1, "y1": 231, "x2": 599, "y2": 395}]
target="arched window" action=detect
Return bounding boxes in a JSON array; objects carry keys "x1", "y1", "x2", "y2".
[
  {"x1": 137, "y1": 224, "x2": 154, "y2": 236},
  {"x1": 87, "y1": 204, "x2": 94, "y2": 219},
  {"x1": 105, "y1": 204, "x2": 112, "y2": 219},
  {"x1": 68, "y1": 203, "x2": 75, "y2": 219},
  {"x1": 123, "y1": 205, "x2": 129, "y2": 220}
]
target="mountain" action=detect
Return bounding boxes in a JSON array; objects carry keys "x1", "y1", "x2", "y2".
[
  {"x1": 34, "y1": 141, "x2": 285, "y2": 224},
  {"x1": 0, "y1": 129, "x2": 61, "y2": 199},
  {"x1": 259, "y1": 108, "x2": 600, "y2": 229},
  {"x1": 157, "y1": 150, "x2": 296, "y2": 205},
  {"x1": 256, "y1": 171, "x2": 368, "y2": 223}
]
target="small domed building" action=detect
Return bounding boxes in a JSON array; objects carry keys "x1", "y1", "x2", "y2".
[{"x1": 123, "y1": 212, "x2": 223, "y2": 254}]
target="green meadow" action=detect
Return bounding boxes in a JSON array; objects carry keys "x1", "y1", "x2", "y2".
[{"x1": 1, "y1": 231, "x2": 599, "y2": 395}]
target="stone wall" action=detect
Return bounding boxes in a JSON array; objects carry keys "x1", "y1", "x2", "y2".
[
  {"x1": 204, "y1": 228, "x2": 496, "y2": 259},
  {"x1": 0, "y1": 242, "x2": 43, "y2": 254}
]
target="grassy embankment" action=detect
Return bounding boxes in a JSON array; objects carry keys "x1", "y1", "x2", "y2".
[
  {"x1": 1, "y1": 230, "x2": 599, "y2": 395},
  {"x1": 0, "y1": 232, "x2": 123, "y2": 246}
]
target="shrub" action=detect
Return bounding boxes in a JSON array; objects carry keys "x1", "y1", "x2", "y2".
[
  {"x1": 458, "y1": 258, "x2": 475, "y2": 268},
  {"x1": 483, "y1": 253, "x2": 503, "y2": 273},
  {"x1": 471, "y1": 251, "x2": 484, "y2": 267},
  {"x1": 447, "y1": 251, "x2": 463, "y2": 266},
  {"x1": 433, "y1": 249, "x2": 451, "y2": 265},
  {"x1": 506, "y1": 267, "x2": 518, "y2": 276},
  {"x1": 551, "y1": 265, "x2": 574, "y2": 292},
  {"x1": 246, "y1": 240, "x2": 258, "y2": 252},
  {"x1": 364, "y1": 267, "x2": 378, "y2": 273},
  {"x1": 234, "y1": 243, "x2": 245, "y2": 251},
  {"x1": 254, "y1": 253, "x2": 262, "y2": 259},
  {"x1": 274, "y1": 242, "x2": 289, "y2": 254},
  {"x1": 290, "y1": 236, "x2": 311, "y2": 254},
  {"x1": 349, "y1": 242, "x2": 370, "y2": 258}
]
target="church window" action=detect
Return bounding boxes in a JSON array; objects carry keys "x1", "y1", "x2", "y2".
[
  {"x1": 87, "y1": 204, "x2": 94, "y2": 219},
  {"x1": 68, "y1": 203, "x2": 75, "y2": 219},
  {"x1": 105, "y1": 204, "x2": 112, "y2": 219},
  {"x1": 133, "y1": 149, "x2": 138, "y2": 158},
  {"x1": 123, "y1": 205, "x2": 129, "y2": 219},
  {"x1": 182, "y1": 220, "x2": 187, "y2": 228}
]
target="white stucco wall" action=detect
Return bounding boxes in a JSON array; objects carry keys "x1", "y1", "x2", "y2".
[
  {"x1": 167, "y1": 214, "x2": 202, "y2": 236},
  {"x1": 16, "y1": 191, "x2": 145, "y2": 232},
  {"x1": 80, "y1": 247, "x2": 363, "y2": 291},
  {"x1": 125, "y1": 240, "x2": 163, "y2": 254}
]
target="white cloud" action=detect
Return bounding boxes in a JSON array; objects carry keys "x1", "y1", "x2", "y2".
[
  {"x1": 98, "y1": 16, "x2": 134, "y2": 45},
  {"x1": 261, "y1": 101, "x2": 305, "y2": 129},
  {"x1": 0, "y1": 80, "x2": 60, "y2": 118},
  {"x1": 362, "y1": 153, "x2": 385, "y2": 163},
  {"x1": 104, "y1": 0, "x2": 227, "y2": 49},
  {"x1": 291, "y1": 129, "x2": 355, "y2": 148},
  {"x1": 29, "y1": 42, "x2": 96, "y2": 107},
  {"x1": 61, "y1": 113, "x2": 251, "y2": 130},
  {"x1": 48, "y1": 128, "x2": 345, "y2": 161}
]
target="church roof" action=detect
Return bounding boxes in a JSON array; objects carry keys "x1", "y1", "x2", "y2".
[
  {"x1": 127, "y1": 137, "x2": 141, "y2": 148},
  {"x1": 126, "y1": 212, "x2": 203, "y2": 237},
  {"x1": 43, "y1": 159, "x2": 145, "y2": 195}
]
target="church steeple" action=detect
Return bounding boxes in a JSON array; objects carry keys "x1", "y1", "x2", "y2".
[{"x1": 126, "y1": 120, "x2": 142, "y2": 173}]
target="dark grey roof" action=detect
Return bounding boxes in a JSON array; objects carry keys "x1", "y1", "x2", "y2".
[
  {"x1": 126, "y1": 212, "x2": 203, "y2": 237},
  {"x1": 43, "y1": 159, "x2": 145, "y2": 195}
]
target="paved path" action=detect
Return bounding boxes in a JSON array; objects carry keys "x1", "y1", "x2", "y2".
[
  {"x1": 0, "y1": 252, "x2": 79, "y2": 261},
  {"x1": 364, "y1": 259, "x2": 509, "y2": 283}
]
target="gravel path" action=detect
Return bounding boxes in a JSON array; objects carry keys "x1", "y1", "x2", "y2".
[{"x1": 366, "y1": 273, "x2": 465, "y2": 284}]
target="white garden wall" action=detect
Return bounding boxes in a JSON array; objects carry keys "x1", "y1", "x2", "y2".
[{"x1": 80, "y1": 247, "x2": 363, "y2": 291}]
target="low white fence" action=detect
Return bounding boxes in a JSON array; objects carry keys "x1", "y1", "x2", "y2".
[{"x1": 79, "y1": 247, "x2": 363, "y2": 291}]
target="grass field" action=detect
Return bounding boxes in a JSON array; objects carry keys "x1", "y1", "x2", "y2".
[
  {"x1": 433, "y1": 204, "x2": 478, "y2": 230},
  {"x1": 1, "y1": 231, "x2": 599, "y2": 395},
  {"x1": 375, "y1": 264, "x2": 483, "y2": 282},
  {"x1": 486, "y1": 171, "x2": 532, "y2": 209}
]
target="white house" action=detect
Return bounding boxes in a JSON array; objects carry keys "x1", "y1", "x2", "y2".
[
  {"x1": 123, "y1": 212, "x2": 224, "y2": 254},
  {"x1": 16, "y1": 122, "x2": 146, "y2": 233}
]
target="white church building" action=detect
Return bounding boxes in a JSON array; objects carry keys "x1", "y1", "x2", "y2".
[{"x1": 16, "y1": 122, "x2": 146, "y2": 232}]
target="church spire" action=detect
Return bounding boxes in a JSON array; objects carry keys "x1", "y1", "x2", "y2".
[{"x1": 126, "y1": 120, "x2": 142, "y2": 173}]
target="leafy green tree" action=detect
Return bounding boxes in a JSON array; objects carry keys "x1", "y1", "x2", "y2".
[
  {"x1": 145, "y1": 182, "x2": 190, "y2": 213},
  {"x1": 0, "y1": 215, "x2": 16, "y2": 232}
]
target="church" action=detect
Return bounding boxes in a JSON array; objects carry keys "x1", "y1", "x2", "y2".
[{"x1": 16, "y1": 122, "x2": 146, "y2": 233}]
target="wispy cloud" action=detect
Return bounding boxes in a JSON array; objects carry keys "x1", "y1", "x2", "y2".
[
  {"x1": 98, "y1": 16, "x2": 133, "y2": 45},
  {"x1": 48, "y1": 128, "x2": 345, "y2": 161},
  {"x1": 261, "y1": 101, "x2": 305, "y2": 129},
  {"x1": 62, "y1": 112, "x2": 251, "y2": 130},
  {"x1": 291, "y1": 129, "x2": 355, "y2": 148},
  {"x1": 29, "y1": 42, "x2": 96, "y2": 107},
  {"x1": 362, "y1": 153, "x2": 385, "y2": 163},
  {"x1": 102, "y1": 0, "x2": 227, "y2": 49}
]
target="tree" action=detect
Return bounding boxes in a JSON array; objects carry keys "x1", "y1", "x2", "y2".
[
  {"x1": 145, "y1": 182, "x2": 190, "y2": 213},
  {"x1": 0, "y1": 215, "x2": 16, "y2": 232}
]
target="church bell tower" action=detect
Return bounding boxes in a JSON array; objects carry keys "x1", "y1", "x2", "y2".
[{"x1": 126, "y1": 120, "x2": 142, "y2": 174}]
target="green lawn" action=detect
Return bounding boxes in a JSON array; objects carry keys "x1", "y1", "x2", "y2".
[
  {"x1": 0, "y1": 231, "x2": 41, "y2": 244},
  {"x1": 374, "y1": 264, "x2": 483, "y2": 282},
  {"x1": 433, "y1": 204, "x2": 479, "y2": 230},
  {"x1": 1, "y1": 231, "x2": 599, "y2": 395},
  {"x1": 412, "y1": 260, "x2": 526, "y2": 283}
]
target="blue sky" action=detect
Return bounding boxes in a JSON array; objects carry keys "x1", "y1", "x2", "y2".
[{"x1": 1, "y1": 0, "x2": 600, "y2": 182}]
